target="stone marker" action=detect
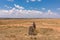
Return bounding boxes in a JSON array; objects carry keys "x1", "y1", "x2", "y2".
[{"x1": 28, "y1": 22, "x2": 37, "y2": 35}]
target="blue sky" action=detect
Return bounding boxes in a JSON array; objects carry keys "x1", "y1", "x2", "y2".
[{"x1": 0, "y1": 0, "x2": 60, "y2": 18}]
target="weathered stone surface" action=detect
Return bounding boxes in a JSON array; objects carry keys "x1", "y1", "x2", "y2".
[{"x1": 28, "y1": 22, "x2": 37, "y2": 35}]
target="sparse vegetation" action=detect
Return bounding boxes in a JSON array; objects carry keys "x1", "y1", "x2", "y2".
[
  {"x1": 0, "y1": 19, "x2": 60, "y2": 40},
  {"x1": 39, "y1": 28, "x2": 54, "y2": 35}
]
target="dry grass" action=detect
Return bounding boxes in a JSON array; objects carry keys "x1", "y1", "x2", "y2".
[{"x1": 0, "y1": 18, "x2": 60, "y2": 40}]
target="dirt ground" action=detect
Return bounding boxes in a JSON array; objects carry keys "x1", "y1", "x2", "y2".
[{"x1": 0, "y1": 18, "x2": 60, "y2": 40}]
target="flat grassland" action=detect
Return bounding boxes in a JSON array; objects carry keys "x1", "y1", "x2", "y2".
[{"x1": 0, "y1": 18, "x2": 60, "y2": 40}]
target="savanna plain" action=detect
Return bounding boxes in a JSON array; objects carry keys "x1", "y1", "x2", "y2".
[{"x1": 0, "y1": 18, "x2": 60, "y2": 40}]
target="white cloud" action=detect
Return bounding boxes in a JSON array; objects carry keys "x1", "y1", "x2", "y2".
[
  {"x1": 7, "y1": 0, "x2": 14, "y2": 2},
  {"x1": 37, "y1": 0, "x2": 42, "y2": 2},
  {"x1": 4, "y1": 5, "x2": 12, "y2": 9},
  {"x1": 30, "y1": 0, "x2": 36, "y2": 2},
  {"x1": 57, "y1": 8, "x2": 60, "y2": 10},
  {"x1": 14, "y1": 4, "x2": 24, "y2": 9},
  {"x1": 0, "y1": 5, "x2": 59, "y2": 18},
  {"x1": 42, "y1": 8, "x2": 45, "y2": 10},
  {"x1": 26, "y1": 0, "x2": 29, "y2": 3},
  {"x1": 48, "y1": 10, "x2": 53, "y2": 15},
  {"x1": 0, "y1": 8, "x2": 43, "y2": 18},
  {"x1": 47, "y1": 10, "x2": 57, "y2": 15},
  {"x1": 26, "y1": 0, "x2": 42, "y2": 2}
]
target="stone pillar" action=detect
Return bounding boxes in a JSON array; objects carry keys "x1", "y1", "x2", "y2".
[
  {"x1": 33, "y1": 22, "x2": 36, "y2": 29},
  {"x1": 28, "y1": 22, "x2": 37, "y2": 35}
]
